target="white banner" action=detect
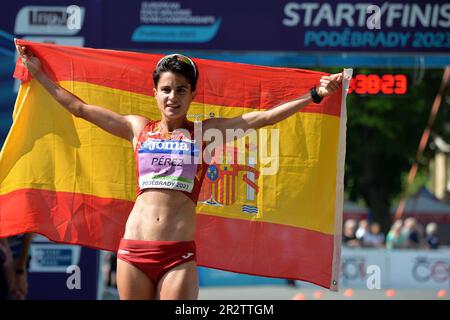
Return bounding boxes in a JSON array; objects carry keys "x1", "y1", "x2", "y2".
[
  {"x1": 340, "y1": 248, "x2": 388, "y2": 288},
  {"x1": 296, "y1": 247, "x2": 450, "y2": 289},
  {"x1": 389, "y1": 250, "x2": 450, "y2": 288}
]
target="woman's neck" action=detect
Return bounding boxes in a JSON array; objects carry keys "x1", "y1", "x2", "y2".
[{"x1": 159, "y1": 117, "x2": 188, "y2": 132}]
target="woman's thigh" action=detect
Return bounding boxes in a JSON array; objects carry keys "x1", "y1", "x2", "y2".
[
  {"x1": 156, "y1": 261, "x2": 198, "y2": 300},
  {"x1": 116, "y1": 258, "x2": 155, "y2": 300}
]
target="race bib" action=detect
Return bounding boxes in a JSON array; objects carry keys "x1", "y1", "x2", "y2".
[{"x1": 137, "y1": 138, "x2": 200, "y2": 192}]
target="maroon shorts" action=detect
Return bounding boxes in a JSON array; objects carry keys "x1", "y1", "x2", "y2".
[{"x1": 117, "y1": 238, "x2": 196, "y2": 284}]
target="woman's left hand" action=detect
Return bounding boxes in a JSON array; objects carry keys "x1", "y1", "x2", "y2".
[{"x1": 317, "y1": 73, "x2": 343, "y2": 97}]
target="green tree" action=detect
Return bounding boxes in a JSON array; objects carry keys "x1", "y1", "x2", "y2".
[{"x1": 344, "y1": 68, "x2": 447, "y2": 233}]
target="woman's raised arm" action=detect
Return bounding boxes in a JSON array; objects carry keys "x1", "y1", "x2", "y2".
[
  {"x1": 203, "y1": 73, "x2": 342, "y2": 135},
  {"x1": 16, "y1": 44, "x2": 148, "y2": 143}
]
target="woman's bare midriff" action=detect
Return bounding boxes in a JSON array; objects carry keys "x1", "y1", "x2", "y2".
[{"x1": 123, "y1": 189, "x2": 196, "y2": 241}]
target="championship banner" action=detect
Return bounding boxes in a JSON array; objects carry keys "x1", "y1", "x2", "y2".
[{"x1": 0, "y1": 39, "x2": 351, "y2": 290}]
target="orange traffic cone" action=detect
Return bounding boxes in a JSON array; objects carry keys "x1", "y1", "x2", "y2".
[
  {"x1": 343, "y1": 288, "x2": 354, "y2": 298},
  {"x1": 292, "y1": 293, "x2": 306, "y2": 300},
  {"x1": 385, "y1": 289, "x2": 396, "y2": 298},
  {"x1": 313, "y1": 291, "x2": 324, "y2": 299},
  {"x1": 437, "y1": 289, "x2": 447, "y2": 298}
]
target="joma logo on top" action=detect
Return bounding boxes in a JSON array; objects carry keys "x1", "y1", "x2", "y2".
[{"x1": 144, "y1": 140, "x2": 191, "y2": 151}]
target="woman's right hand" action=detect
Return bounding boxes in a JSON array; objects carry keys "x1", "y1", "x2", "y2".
[{"x1": 16, "y1": 43, "x2": 42, "y2": 77}]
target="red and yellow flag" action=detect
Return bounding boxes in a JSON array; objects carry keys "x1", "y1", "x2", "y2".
[{"x1": 0, "y1": 40, "x2": 351, "y2": 290}]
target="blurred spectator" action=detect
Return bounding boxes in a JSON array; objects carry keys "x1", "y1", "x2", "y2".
[
  {"x1": 0, "y1": 234, "x2": 32, "y2": 300},
  {"x1": 0, "y1": 238, "x2": 13, "y2": 300},
  {"x1": 343, "y1": 219, "x2": 360, "y2": 247},
  {"x1": 355, "y1": 219, "x2": 369, "y2": 246},
  {"x1": 362, "y1": 222, "x2": 385, "y2": 248},
  {"x1": 425, "y1": 222, "x2": 440, "y2": 249},
  {"x1": 342, "y1": 218, "x2": 443, "y2": 250},
  {"x1": 386, "y1": 220, "x2": 407, "y2": 249},
  {"x1": 402, "y1": 217, "x2": 422, "y2": 249},
  {"x1": 103, "y1": 252, "x2": 117, "y2": 288}
]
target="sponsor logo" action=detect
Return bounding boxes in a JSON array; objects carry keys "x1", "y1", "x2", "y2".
[
  {"x1": 412, "y1": 257, "x2": 450, "y2": 283},
  {"x1": 341, "y1": 257, "x2": 367, "y2": 280},
  {"x1": 142, "y1": 140, "x2": 190, "y2": 151},
  {"x1": 118, "y1": 249, "x2": 129, "y2": 255},
  {"x1": 14, "y1": 6, "x2": 85, "y2": 35},
  {"x1": 182, "y1": 252, "x2": 194, "y2": 259}
]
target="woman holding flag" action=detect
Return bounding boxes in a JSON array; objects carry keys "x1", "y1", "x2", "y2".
[{"x1": 16, "y1": 44, "x2": 342, "y2": 300}]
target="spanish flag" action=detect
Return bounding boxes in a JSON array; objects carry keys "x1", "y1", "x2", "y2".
[{"x1": 0, "y1": 40, "x2": 351, "y2": 290}]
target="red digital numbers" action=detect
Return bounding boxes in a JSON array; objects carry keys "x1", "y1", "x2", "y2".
[
  {"x1": 348, "y1": 74, "x2": 407, "y2": 95},
  {"x1": 394, "y1": 74, "x2": 407, "y2": 94}
]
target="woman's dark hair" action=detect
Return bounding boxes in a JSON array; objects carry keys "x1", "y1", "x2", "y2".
[{"x1": 153, "y1": 54, "x2": 199, "y2": 91}]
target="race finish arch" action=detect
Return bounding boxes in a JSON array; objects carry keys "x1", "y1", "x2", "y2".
[
  {"x1": 0, "y1": 0, "x2": 448, "y2": 296},
  {"x1": 0, "y1": 1, "x2": 448, "y2": 67}
]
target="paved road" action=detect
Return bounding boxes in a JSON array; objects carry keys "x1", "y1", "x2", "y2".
[
  {"x1": 103, "y1": 285, "x2": 449, "y2": 300},
  {"x1": 198, "y1": 286, "x2": 449, "y2": 300}
]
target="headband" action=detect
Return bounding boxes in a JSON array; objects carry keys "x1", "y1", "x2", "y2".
[{"x1": 156, "y1": 53, "x2": 197, "y2": 78}]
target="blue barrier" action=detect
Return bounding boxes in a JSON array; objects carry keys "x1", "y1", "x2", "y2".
[{"x1": 198, "y1": 267, "x2": 286, "y2": 287}]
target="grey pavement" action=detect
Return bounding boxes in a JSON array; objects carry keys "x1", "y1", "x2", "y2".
[{"x1": 102, "y1": 285, "x2": 450, "y2": 300}]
